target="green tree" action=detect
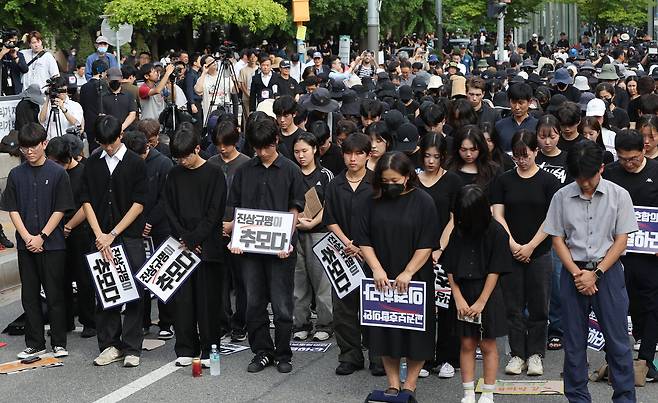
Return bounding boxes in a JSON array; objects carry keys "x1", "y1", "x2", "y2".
[{"x1": 566, "y1": 0, "x2": 651, "y2": 33}]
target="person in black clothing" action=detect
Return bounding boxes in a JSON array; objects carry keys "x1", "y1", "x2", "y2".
[
  {"x1": 416, "y1": 133, "x2": 462, "y2": 377},
  {"x1": 596, "y1": 82, "x2": 629, "y2": 130},
  {"x1": 481, "y1": 122, "x2": 514, "y2": 172},
  {"x1": 45, "y1": 137, "x2": 96, "y2": 338},
  {"x1": 579, "y1": 117, "x2": 614, "y2": 164},
  {"x1": 0, "y1": 29, "x2": 28, "y2": 95},
  {"x1": 79, "y1": 59, "x2": 109, "y2": 152},
  {"x1": 164, "y1": 123, "x2": 227, "y2": 368},
  {"x1": 80, "y1": 115, "x2": 148, "y2": 368},
  {"x1": 275, "y1": 60, "x2": 300, "y2": 97},
  {"x1": 550, "y1": 68, "x2": 581, "y2": 103},
  {"x1": 603, "y1": 130, "x2": 658, "y2": 380},
  {"x1": 322, "y1": 133, "x2": 384, "y2": 376},
  {"x1": 555, "y1": 102, "x2": 584, "y2": 154},
  {"x1": 491, "y1": 130, "x2": 560, "y2": 376},
  {"x1": 637, "y1": 115, "x2": 658, "y2": 160},
  {"x1": 466, "y1": 77, "x2": 500, "y2": 129},
  {"x1": 1, "y1": 123, "x2": 74, "y2": 359},
  {"x1": 312, "y1": 120, "x2": 346, "y2": 176},
  {"x1": 103, "y1": 68, "x2": 137, "y2": 132},
  {"x1": 227, "y1": 117, "x2": 305, "y2": 374},
  {"x1": 274, "y1": 95, "x2": 306, "y2": 160},
  {"x1": 136, "y1": 119, "x2": 171, "y2": 159},
  {"x1": 447, "y1": 125, "x2": 501, "y2": 194},
  {"x1": 536, "y1": 115, "x2": 570, "y2": 185},
  {"x1": 123, "y1": 131, "x2": 175, "y2": 339},
  {"x1": 357, "y1": 151, "x2": 439, "y2": 396},
  {"x1": 209, "y1": 121, "x2": 251, "y2": 342}
]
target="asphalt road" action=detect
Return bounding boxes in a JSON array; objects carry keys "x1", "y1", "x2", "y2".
[{"x1": 0, "y1": 290, "x2": 656, "y2": 403}]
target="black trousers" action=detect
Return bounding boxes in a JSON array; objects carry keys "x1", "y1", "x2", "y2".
[
  {"x1": 64, "y1": 227, "x2": 95, "y2": 329},
  {"x1": 222, "y1": 252, "x2": 247, "y2": 332},
  {"x1": 332, "y1": 288, "x2": 381, "y2": 367},
  {"x1": 18, "y1": 250, "x2": 67, "y2": 349},
  {"x1": 142, "y1": 235, "x2": 175, "y2": 330},
  {"x1": 241, "y1": 253, "x2": 295, "y2": 362},
  {"x1": 173, "y1": 261, "x2": 224, "y2": 359},
  {"x1": 622, "y1": 254, "x2": 658, "y2": 363},
  {"x1": 95, "y1": 237, "x2": 146, "y2": 356},
  {"x1": 435, "y1": 303, "x2": 460, "y2": 367}
]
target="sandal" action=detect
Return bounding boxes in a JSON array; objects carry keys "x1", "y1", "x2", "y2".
[
  {"x1": 384, "y1": 387, "x2": 399, "y2": 396},
  {"x1": 547, "y1": 337, "x2": 562, "y2": 350},
  {"x1": 401, "y1": 388, "x2": 416, "y2": 396}
]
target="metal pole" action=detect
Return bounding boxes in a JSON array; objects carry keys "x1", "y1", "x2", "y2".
[
  {"x1": 649, "y1": 4, "x2": 654, "y2": 40},
  {"x1": 435, "y1": 0, "x2": 443, "y2": 55},
  {"x1": 497, "y1": 4, "x2": 505, "y2": 64},
  {"x1": 367, "y1": 0, "x2": 379, "y2": 63},
  {"x1": 116, "y1": 30, "x2": 121, "y2": 63}
]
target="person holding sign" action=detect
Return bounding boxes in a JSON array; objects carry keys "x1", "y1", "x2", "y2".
[
  {"x1": 544, "y1": 140, "x2": 638, "y2": 402},
  {"x1": 291, "y1": 132, "x2": 334, "y2": 342},
  {"x1": 443, "y1": 185, "x2": 512, "y2": 403},
  {"x1": 164, "y1": 123, "x2": 227, "y2": 368},
  {"x1": 80, "y1": 115, "x2": 148, "y2": 368},
  {"x1": 356, "y1": 151, "x2": 439, "y2": 397},
  {"x1": 226, "y1": 117, "x2": 305, "y2": 374},
  {"x1": 604, "y1": 130, "x2": 658, "y2": 381},
  {"x1": 322, "y1": 133, "x2": 384, "y2": 376},
  {"x1": 1, "y1": 123, "x2": 74, "y2": 359},
  {"x1": 491, "y1": 130, "x2": 560, "y2": 377}
]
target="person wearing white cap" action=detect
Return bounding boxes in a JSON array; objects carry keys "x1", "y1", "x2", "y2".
[
  {"x1": 84, "y1": 35, "x2": 118, "y2": 80},
  {"x1": 586, "y1": 98, "x2": 617, "y2": 159}
]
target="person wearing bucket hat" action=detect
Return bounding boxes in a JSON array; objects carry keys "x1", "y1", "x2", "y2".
[
  {"x1": 550, "y1": 67, "x2": 580, "y2": 102},
  {"x1": 340, "y1": 89, "x2": 360, "y2": 117},
  {"x1": 598, "y1": 64, "x2": 620, "y2": 81},
  {"x1": 578, "y1": 92, "x2": 595, "y2": 112},
  {"x1": 19, "y1": 83, "x2": 45, "y2": 106},
  {"x1": 376, "y1": 81, "x2": 397, "y2": 99},
  {"x1": 573, "y1": 75, "x2": 590, "y2": 92},
  {"x1": 303, "y1": 87, "x2": 339, "y2": 114},
  {"x1": 450, "y1": 75, "x2": 466, "y2": 99},
  {"x1": 329, "y1": 79, "x2": 347, "y2": 100}
]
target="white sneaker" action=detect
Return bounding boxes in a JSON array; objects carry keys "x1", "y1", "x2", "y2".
[
  {"x1": 505, "y1": 356, "x2": 527, "y2": 375},
  {"x1": 158, "y1": 327, "x2": 174, "y2": 340},
  {"x1": 418, "y1": 368, "x2": 430, "y2": 378},
  {"x1": 438, "y1": 362, "x2": 455, "y2": 378},
  {"x1": 123, "y1": 355, "x2": 140, "y2": 367},
  {"x1": 477, "y1": 396, "x2": 495, "y2": 403},
  {"x1": 93, "y1": 347, "x2": 124, "y2": 366},
  {"x1": 17, "y1": 347, "x2": 46, "y2": 359},
  {"x1": 201, "y1": 359, "x2": 210, "y2": 368},
  {"x1": 461, "y1": 396, "x2": 476, "y2": 403},
  {"x1": 53, "y1": 346, "x2": 69, "y2": 358},
  {"x1": 293, "y1": 330, "x2": 309, "y2": 340},
  {"x1": 475, "y1": 347, "x2": 483, "y2": 360},
  {"x1": 312, "y1": 331, "x2": 331, "y2": 341},
  {"x1": 175, "y1": 357, "x2": 193, "y2": 367},
  {"x1": 526, "y1": 354, "x2": 543, "y2": 376}
]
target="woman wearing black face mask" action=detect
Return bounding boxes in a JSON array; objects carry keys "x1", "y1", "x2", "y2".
[{"x1": 356, "y1": 151, "x2": 440, "y2": 397}]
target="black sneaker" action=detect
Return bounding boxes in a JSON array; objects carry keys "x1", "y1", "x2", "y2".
[
  {"x1": 336, "y1": 361, "x2": 364, "y2": 375},
  {"x1": 231, "y1": 329, "x2": 247, "y2": 342},
  {"x1": 247, "y1": 354, "x2": 272, "y2": 373},
  {"x1": 276, "y1": 360, "x2": 292, "y2": 373},
  {"x1": 0, "y1": 231, "x2": 14, "y2": 248},
  {"x1": 369, "y1": 362, "x2": 386, "y2": 376},
  {"x1": 647, "y1": 363, "x2": 658, "y2": 382},
  {"x1": 81, "y1": 327, "x2": 97, "y2": 338}
]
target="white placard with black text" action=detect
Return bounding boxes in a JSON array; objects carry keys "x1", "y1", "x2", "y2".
[
  {"x1": 86, "y1": 244, "x2": 140, "y2": 310},
  {"x1": 312, "y1": 232, "x2": 365, "y2": 299},
  {"x1": 230, "y1": 208, "x2": 294, "y2": 255}
]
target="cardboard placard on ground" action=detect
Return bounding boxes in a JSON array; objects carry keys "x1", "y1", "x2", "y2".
[
  {"x1": 0, "y1": 355, "x2": 63, "y2": 374},
  {"x1": 475, "y1": 379, "x2": 564, "y2": 395},
  {"x1": 290, "y1": 341, "x2": 331, "y2": 353},
  {"x1": 219, "y1": 343, "x2": 249, "y2": 355},
  {"x1": 142, "y1": 339, "x2": 166, "y2": 351}
]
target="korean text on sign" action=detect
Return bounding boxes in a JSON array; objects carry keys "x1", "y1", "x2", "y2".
[
  {"x1": 434, "y1": 264, "x2": 451, "y2": 309},
  {"x1": 135, "y1": 236, "x2": 201, "y2": 303},
  {"x1": 312, "y1": 232, "x2": 365, "y2": 299},
  {"x1": 360, "y1": 278, "x2": 426, "y2": 331},
  {"x1": 85, "y1": 244, "x2": 140, "y2": 310},
  {"x1": 587, "y1": 311, "x2": 605, "y2": 351},
  {"x1": 230, "y1": 208, "x2": 294, "y2": 255},
  {"x1": 627, "y1": 206, "x2": 658, "y2": 254}
]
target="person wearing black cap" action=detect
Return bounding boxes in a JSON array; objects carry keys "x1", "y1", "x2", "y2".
[
  {"x1": 393, "y1": 85, "x2": 419, "y2": 122},
  {"x1": 79, "y1": 59, "x2": 109, "y2": 151},
  {"x1": 274, "y1": 59, "x2": 300, "y2": 97},
  {"x1": 103, "y1": 67, "x2": 137, "y2": 132},
  {"x1": 340, "y1": 90, "x2": 360, "y2": 119}
]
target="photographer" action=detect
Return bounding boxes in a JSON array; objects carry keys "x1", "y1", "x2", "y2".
[
  {"x1": 138, "y1": 62, "x2": 175, "y2": 120},
  {"x1": 195, "y1": 55, "x2": 236, "y2": 125},
  {"x1": 20, "y1": 31, "x2": 59, "y2": 92},
  {"x1": 1, "y1": 28, "x2": 28, "y2": 95},
  {"x1": 38, "y1": 76, "x2": 83, "y2": 139}
]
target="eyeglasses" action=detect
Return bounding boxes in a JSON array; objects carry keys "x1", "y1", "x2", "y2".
[
  {"x1": 19, "y1": 144, "x2": 42, "y2": 154},
  {"x1": 618, "y1": 155, "x2": 643, "y2": 164}
]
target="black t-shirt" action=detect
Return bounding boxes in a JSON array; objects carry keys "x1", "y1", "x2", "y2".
[
  {"x1": 300, "y1": 166, "x2": 334, "y2": 233},
  {"x1": 603, "y1": 158, "x2": 658, "y2": 206},
  {"x1": 320, "y1": 143, "x2": 346, "y2": 176},
  {"x1": 536, "y1": 151, "x2": 570, "y2": 186},
  {"x1": 627, "y1": 97, "x2": 641, "y2": 124},
  {"x1": 557, "y1": 134, "x2": 584, "y2": 154},
  {"x1": 102, "y1": 91, "x2": 137, "y2": 128},
  {"x1": 278, "y1": 127, "x2": 305, "y2": 161},
  {"x1": 611, "y1": 107, "x2": 630, "y2": 130},
  {"x1": 418, "y1": 170, "x2": 462, "y2": 237},
  {"x1": 490, "y1": 168, "x2": 560, "y2": 257}
]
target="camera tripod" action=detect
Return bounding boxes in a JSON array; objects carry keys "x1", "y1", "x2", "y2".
[
  {"x1": 203, "y1": 57, "x2": 242, "y2": 129},
  {"x1": 45, "y1": 99, "x2": 64, "y2": 137}
]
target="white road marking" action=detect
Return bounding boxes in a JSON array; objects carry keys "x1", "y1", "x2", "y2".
[{"x1": 93, "y1": 361, "x2": 182, "y2": 403}]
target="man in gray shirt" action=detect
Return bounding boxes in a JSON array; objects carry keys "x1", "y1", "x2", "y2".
[{"x1": 544, "y1": 140, "x2": 637, "y2": 403}]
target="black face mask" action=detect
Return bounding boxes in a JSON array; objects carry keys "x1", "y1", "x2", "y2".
[
  {"x1": 381, "y1": 183, "x2": 405, "y2": 198},
  {"x1": 109, "y1": 80, "x2": 121, "y2": 91}
]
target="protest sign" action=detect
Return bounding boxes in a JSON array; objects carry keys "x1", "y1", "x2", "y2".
[
  {"x1": 290, "y1": 341, "x2": 332, "y2": 353},
  {"x1": 627, "y1": 206, "x2": 658, "y2": 254},
  {"x1": 0, "y1": 356, "x2": 63, "y2": 375},
  {"x1": 0, "y1": 95, "x2": 20, "y2": 139},
  {"x1": 143, "y1": 236, "x2": 155, "y2": 259},
  {"x1": 475, "y1": 379, "x2": 563, "y2": 395},
  {"x1": 434, "y1": 264, "x2": 451, "y2": 309},
  {"x1": 360, "y1": 278, "x2": 426, "y2": 331},
  {"x1": 230, "y1": 208, "x2": 294, "y2": 255},
  {"x1": 86, "y1": 245, "x2": 140, "y2": 310},
  {"x1": 219, "y1": 343, "x2": 250, "y2": 356},
  {"x1": 588, "y1": 311, "x2": 605, "y2": 351},
  {"x1": 312, "y1": 232, "x2": 365, "y2": 299},
  {"x1": 136, "y1": 237, "x2": 201, "y2": 303}
]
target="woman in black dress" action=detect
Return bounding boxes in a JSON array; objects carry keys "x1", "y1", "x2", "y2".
[
  {"x1": 357, "y1": 151, "x2": 439, "y2": 396},
  {"x1": 447, "y1": 125, "x2": 501, "y2": 194},
  {"x1": 444, "y1": 185, "x2": 512, "y2": 403}
]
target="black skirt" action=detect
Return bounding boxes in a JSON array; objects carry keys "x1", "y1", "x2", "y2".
[{"x1": 455, "y1": 278, "x2": 507, "y2": 339}]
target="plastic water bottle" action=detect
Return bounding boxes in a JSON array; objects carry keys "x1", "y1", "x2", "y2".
[
  {"x1": 399, "y1": 358, "x2": 407, "y2": 382},
  {"x1": 210, "y1": 344, "x2": 221, "y2": 376}
]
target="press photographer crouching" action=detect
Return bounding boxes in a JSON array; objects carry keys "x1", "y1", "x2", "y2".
[{"x1": 38, "y1": 76, "x2": 83, "y2": 139}]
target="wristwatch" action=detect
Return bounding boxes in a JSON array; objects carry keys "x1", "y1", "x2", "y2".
[
  {"x1": 593, "y1": 267, "x2": 605, "y2": 281},
  {"x1": 39, "y1": 232, "x2": 48, "y2": 240},
  {"x1": 110, "y1": 230, "x2": 119, "y2": 237}
]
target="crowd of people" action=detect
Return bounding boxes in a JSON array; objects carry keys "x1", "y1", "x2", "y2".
[{"x1": 1, "y1": 26, "x2": 658, "y2": 403}]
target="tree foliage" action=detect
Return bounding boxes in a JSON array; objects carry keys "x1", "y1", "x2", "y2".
[
  {"x1": 567, "y1": 0, "x2": 650, "y2": 33},
  {"x1": 105, "y1": 0, "x2": 288, "y2": 31}
]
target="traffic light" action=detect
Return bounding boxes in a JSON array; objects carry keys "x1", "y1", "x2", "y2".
[{"x1": 487, "y1": 0, "x2": 508, "y2": 18}]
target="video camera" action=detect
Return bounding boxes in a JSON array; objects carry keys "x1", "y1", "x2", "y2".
[
  {"x1": 647, "y1": 41, "x2": 658, "y2": 64},
  {"x1": 216, "y1": 40, "x2": 237, "y2": 60},
  {"x1": 0, "y1": 28, "x2": 22, "y2": 49}
]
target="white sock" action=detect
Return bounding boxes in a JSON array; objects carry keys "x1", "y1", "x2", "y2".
[
  {"x1": 463, "y1": 381, "x2": 475, "y2": 398},
  {"x1": 482, "y1": 383, "x2": 495, "y2": 400}
]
